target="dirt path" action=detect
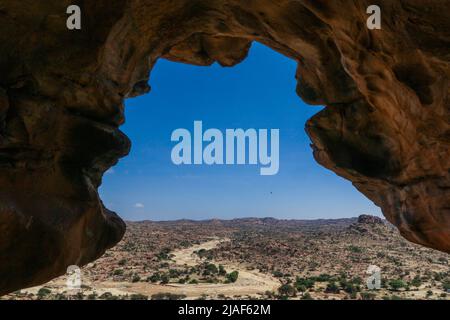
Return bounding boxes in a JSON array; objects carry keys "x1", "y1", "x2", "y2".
[
  {"x1": 21, "y1": 238, "x2": 280, "y2": 299},
  {"x1": 171, "y1": 238, "x2": 225, "y2": 267},
  {"x1": 100, "y1": 238, "x2": 280, "y2": 299}
]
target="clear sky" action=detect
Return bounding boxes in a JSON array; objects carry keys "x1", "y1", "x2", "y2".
[{"x1": 99, "y1": 42, "x2": 382, "y2": 221}]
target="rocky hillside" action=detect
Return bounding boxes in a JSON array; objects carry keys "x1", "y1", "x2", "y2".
[{"x1": 3, "y1": 215, "x2": 449, "y2": 300}]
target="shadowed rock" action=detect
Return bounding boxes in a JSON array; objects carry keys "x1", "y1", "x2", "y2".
[{"x1": 0, "y1": 0, "x2": 449, "y2": 295}]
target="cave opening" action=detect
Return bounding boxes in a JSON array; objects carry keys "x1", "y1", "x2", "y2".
[
  {"x1": 100, "y1": 42, "x2": 381, "y2": 222},
  {"x1": 1, "y1": 1, "x2": 449, "y2": 297}
]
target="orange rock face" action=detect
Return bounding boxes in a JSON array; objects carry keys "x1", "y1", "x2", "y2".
[{"x1": 0, "y1": 0, "x2": 449, "y2": 294}]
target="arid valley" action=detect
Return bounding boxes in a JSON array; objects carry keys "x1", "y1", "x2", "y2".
[{"x1": 3, "y1": 215, "x2": 449, "y2": 300}]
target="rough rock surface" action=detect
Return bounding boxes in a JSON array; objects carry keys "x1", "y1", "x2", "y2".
[
  {"x1": 0, "y1": 0, "x2": 449, "y2": 294},
  {"x1": 357, "y1": 215, "x2": 384, "y2": 225}
]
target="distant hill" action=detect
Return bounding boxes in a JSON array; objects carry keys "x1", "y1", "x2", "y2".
[{"x1": 131, "y1": 215, "x2": 386, "y2": 232}]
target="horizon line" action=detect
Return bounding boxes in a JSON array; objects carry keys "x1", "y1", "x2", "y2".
[{"x1": 124, "y1": 214, "x2": 383, "y2": 223}]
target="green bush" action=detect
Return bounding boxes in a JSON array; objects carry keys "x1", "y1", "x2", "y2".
[
  {"x1": 389, "y1": 279, "x2": 406, "y2": 291},
  {"x1": 87, "y1": 293, "x2": 98, "y2": 300},
  {"x1": 340, "y1": 279, "x2": 361, "y2": 294},
  {"x1": 118, "y1": 259, "x2": 127, "y2": 266},
  {"x1": 218, "y1": 265, "x2": 227, "y2": 276},
  {"x1": 442, "y1": 280, "x2": 450, "y2": 291},
  {"x1": 169, "y1": 269, "x2": 181, "y2": 278},
  {"x1": 37, "y1": 288, "x2": 52, "y2": 299},
  {"x1": 206, "y1": 263, "x2": 218, "y2": 274},
  {"x1": 272, "y1": 270, "x2": 284, "y2": 278},
  {"x1": 99, "y1": 292, "x2": 119, "y2": 300},
  {"x1": 295, "y1": 277, "x2": 315, "y2": 291},
  {"x1": 410, "y1": 275, "x2": 422, "y2": 288},
  {"x1": 226, "y1": 271, "x2": 239, "y2": 283},
  {"x1": 157, "y1": 248, "x2": 171, "y2": 260},
  {"x1": 151, "y1": 293, "x2": 187, "y2": 300},
  {"x1": 301, "y1": 292, "x2": 313, "y2": 300},
  {"x1": 278, "y1": 284, "x2": 296, "y2": 297},
  {"x1": 160, "y1": 274, "x2": 170, "y2": 284},
  {"x1": 348, "y1": 245, "x2": 363, "y2": 253},
  {"x1": 360, "y1": 292, "x2": 376, "y2": 300},
  {"x1": 130, "y1": 293, "x2": 148, "y2": 300},
  {"x1": 147, "y1": 273, "x2": 161, "y2": 283},
  {"x1": 131, "y1": 274, "x2": 141, "y2": 283},
  {"x1": 113, "y1": 269, "x2": 124, "y2": 276},
  {"x1": 54, "y1": 293, "x2": 68, "y2": 300},
  {"x1": 325, "y1": 282, "x2": 340, "y2": 294}
]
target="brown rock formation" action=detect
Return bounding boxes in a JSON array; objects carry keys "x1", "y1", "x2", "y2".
[
  {"x1": 357, "y1": 215, "x2": 384, "y2": 225},
  {"x1": 0, "y1": 0, "x2": 449, "y2": 294}
]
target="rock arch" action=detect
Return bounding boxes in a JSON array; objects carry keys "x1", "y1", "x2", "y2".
[{"x1": 0, "y1": 0, "x2": 449, "y2": 294}]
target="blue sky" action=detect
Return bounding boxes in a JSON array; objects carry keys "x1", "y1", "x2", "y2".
[{"x1": 99, "y1": 42, "x2": 382, "y2": 221}]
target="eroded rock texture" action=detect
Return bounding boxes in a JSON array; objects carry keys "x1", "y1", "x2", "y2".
[{"x1": 0, "y1": 0, "x2": 449, "y2": 294}]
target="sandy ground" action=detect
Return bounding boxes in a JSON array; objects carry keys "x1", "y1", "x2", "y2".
[
  {"x1": 11, "y1": 238, "x2": 448, "y2": 300},
  {"x1": 95, "y1": 238, "x2": 280, "y2": 299},
  {"x1": 19, "y1": 238, "x2": 280, "y2": 299}
]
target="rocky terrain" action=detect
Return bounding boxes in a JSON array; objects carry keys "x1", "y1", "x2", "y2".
[{"x1": 3, "y1": 215, "x2": 449, "y2": 300}]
